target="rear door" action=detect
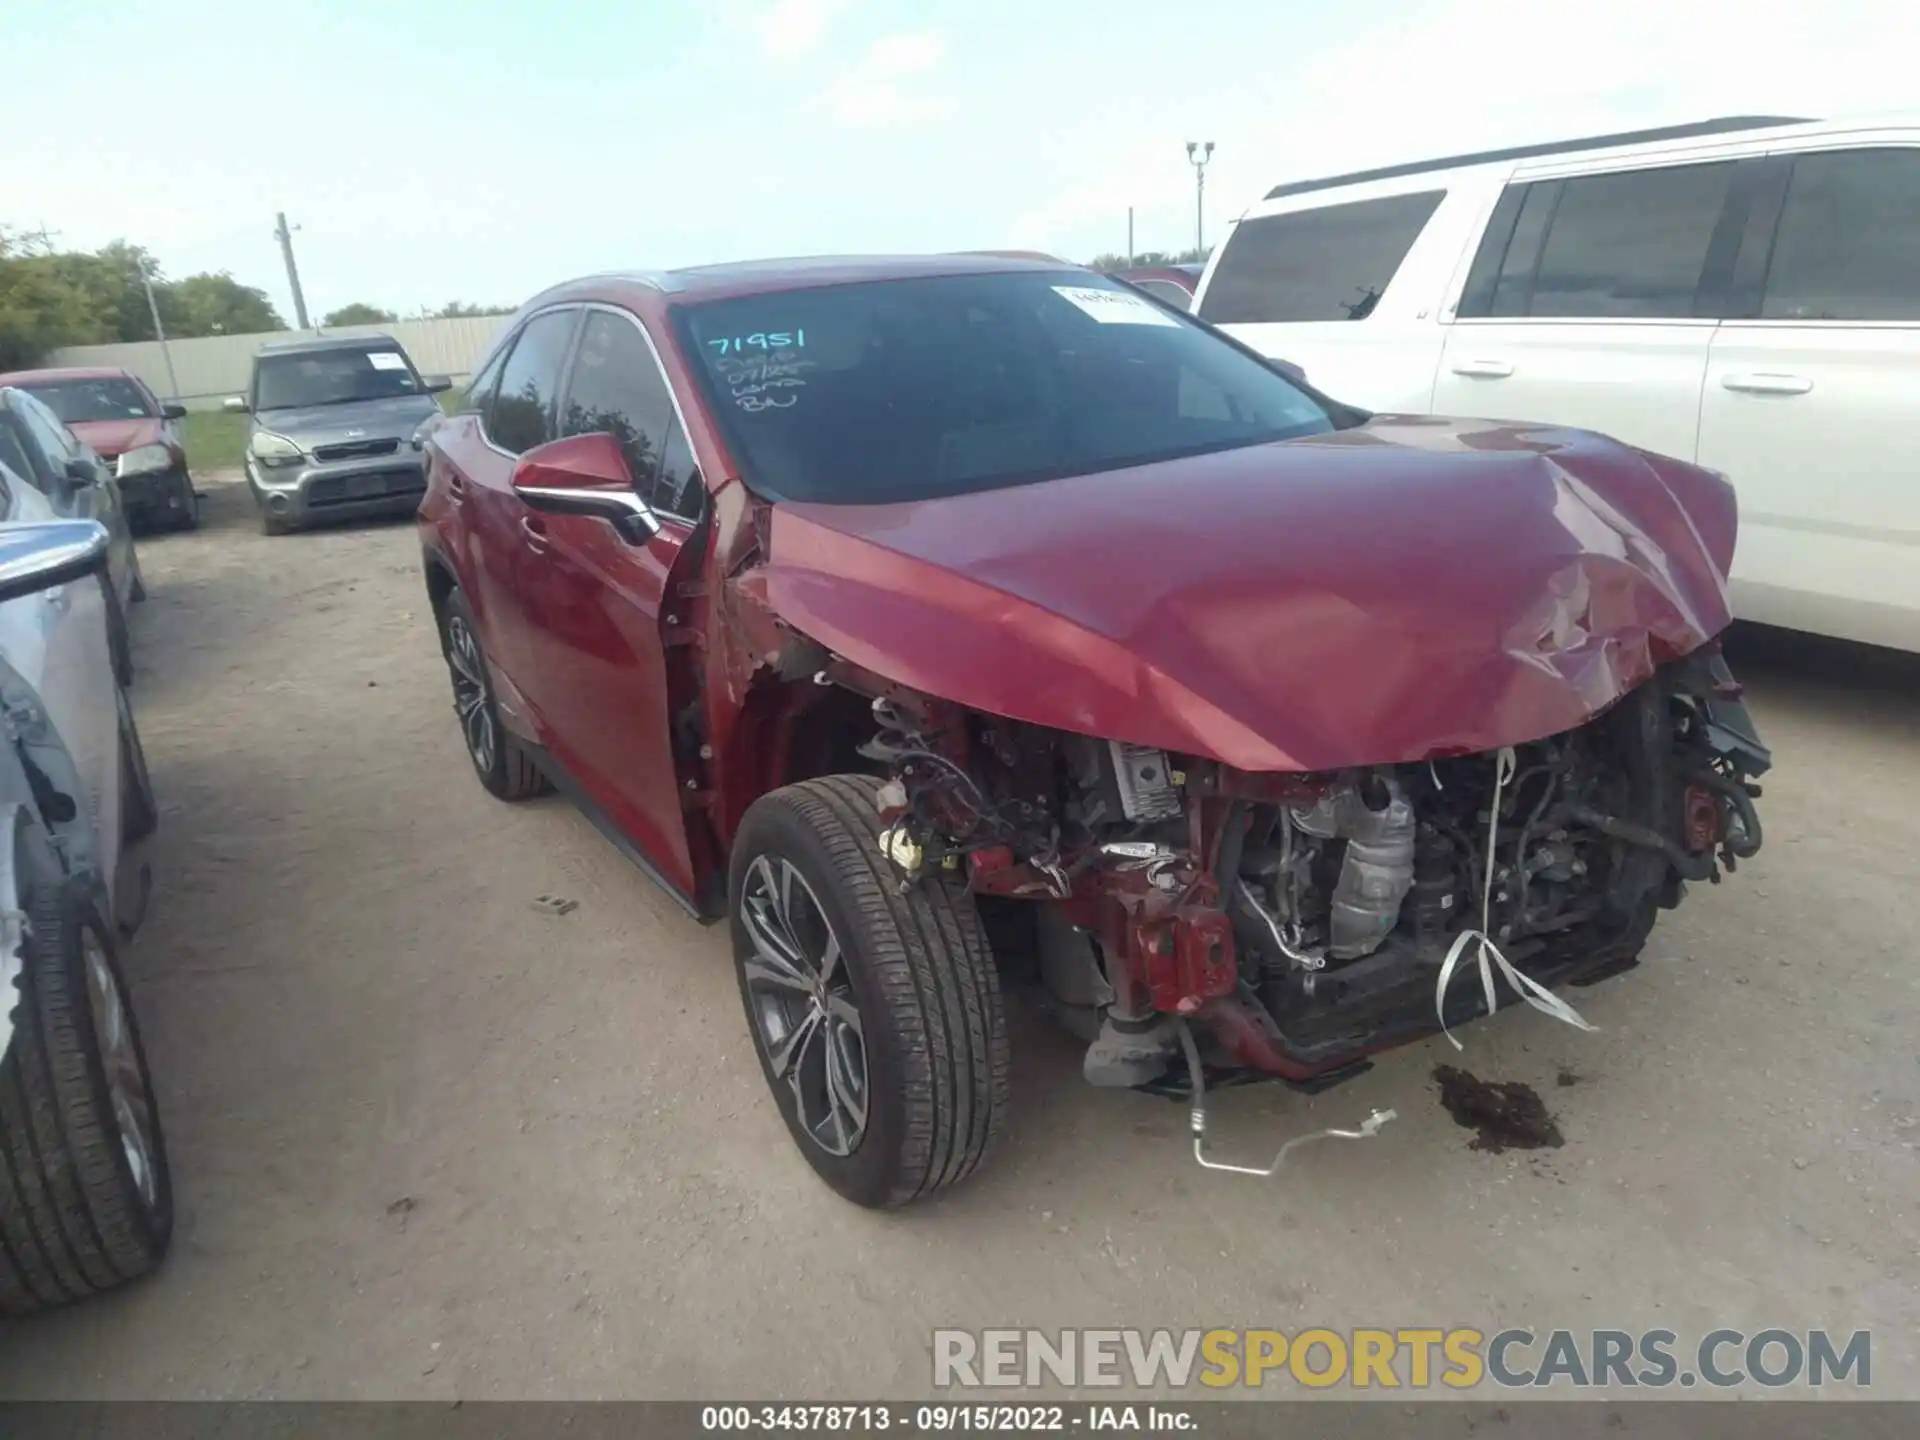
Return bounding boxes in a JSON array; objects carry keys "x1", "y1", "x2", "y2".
[
  {"x1": 514, "y1": 306, "x2": 704, "y2": 899},
  {"x1": 1432, "y1": 159, "x2": 1739, "y2": 462},
  {"x1": 1696, "y1": 142, "x2": 1920, "y2": 651}
]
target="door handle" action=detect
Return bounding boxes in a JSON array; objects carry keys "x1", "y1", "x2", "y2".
[
  {"x1": 1449, "y1": 359, "x2": 1513, "y2": 379},
  {"x1": 1721, "y1": 372, "x2": 1813, "y2": 396},
  {"x1": 445, "y1": 472, "x2": 467, "y2": 503},
  {"x1": 520, "y1": 515, "x2": 549, "y2": 551}
]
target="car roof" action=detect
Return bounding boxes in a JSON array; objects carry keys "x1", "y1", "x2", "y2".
[
  {"x1": 0, "y1": 365, "x2": 139, "y2": 386},
  {"x1": 1259, "y1": 114, "x2": 1814, "y2": 200},
  {"x1": 254, "y1": 333, "x2": 408, "y2": 356},
  {"x1": 526, "y1": 253, "x2": 1090, "y2": 311}
]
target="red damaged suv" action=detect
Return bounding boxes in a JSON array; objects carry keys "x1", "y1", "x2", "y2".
[{"x1": 417, "y1": 255, "x2": 1769, "y2": 1208}]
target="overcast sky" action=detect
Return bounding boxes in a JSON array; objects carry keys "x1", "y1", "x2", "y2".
[{"x1": 7, "y1": 0, "x2": 1916, "y2": 322}]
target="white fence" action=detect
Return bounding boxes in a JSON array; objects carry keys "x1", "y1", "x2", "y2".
[{"x1": 47, "y1": 315, "x2": 510, "y2": 410}]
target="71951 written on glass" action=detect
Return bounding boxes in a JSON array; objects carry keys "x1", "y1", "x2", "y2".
[{"x1": 705, "y1": 330, "x2": 807, "y2": 356}]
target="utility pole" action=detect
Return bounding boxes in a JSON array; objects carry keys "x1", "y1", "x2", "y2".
[
  {"x1": 1185, "y1": 141, "x2": 1215, "y2": 255},
  {"x1": 139, "y1": 269, "x2": 181, "y2": 401},
  {"x1": 1127, "y1": 206, "x2": 1135, "y2": 266},
  {"x1": 274, "y1": 211, "x2": 311, "y2": 330}
]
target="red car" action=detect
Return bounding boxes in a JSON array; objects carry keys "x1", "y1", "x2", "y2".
[
  {"x1": 418, "y1": 255, "x2": 1769, "y2": 1207},
  {"x1": 1109, "y1": 263, "x2": 1204, "y2": 308},
  {"x1": 0, "y1": 366, "x2": 198, "y2": 531}
]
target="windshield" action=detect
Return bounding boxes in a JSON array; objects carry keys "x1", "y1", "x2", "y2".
[
  {"x1": 254, "y1": 347, "x2": 422, "y2": 410},
  {"x1": 21, "y1": 378, "x2": 154, "y2": 423},
  {"x1": 673, "y1": 270, "x2": 1334, "y2": 504}
]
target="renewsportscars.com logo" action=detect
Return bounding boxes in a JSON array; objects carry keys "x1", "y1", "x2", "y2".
[{"x1": 932, "y1": 1328, "x2": 1872, "y2": 1391}]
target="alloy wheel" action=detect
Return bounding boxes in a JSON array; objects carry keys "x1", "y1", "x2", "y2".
[
  {"x1": 80, "y1": 929, "x2": 160, "y2": 1211},
  {"x1": 444, "y1": 615, "x2": 497, "y2": 774},
  {"x1": 740, "y1": 855, "x2": 868, "y2": 1156}
]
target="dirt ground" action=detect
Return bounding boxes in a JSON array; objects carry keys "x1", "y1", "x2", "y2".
[{"x1": 0, "y1": 473, "x2": 1914, "y2": 1399}]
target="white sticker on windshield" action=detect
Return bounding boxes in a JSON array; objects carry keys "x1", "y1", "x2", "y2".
[
  {"x1": 1051, "y1": 285, "x2": 1181, "y2": 327},
  {"x1": 366, "y1": 351, "x2": 407, "y2": 370}
]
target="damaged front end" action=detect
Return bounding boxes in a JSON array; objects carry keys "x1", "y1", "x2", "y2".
[{"x1": 859, "y1": 645, "x2": 1768, "y2": 1133}]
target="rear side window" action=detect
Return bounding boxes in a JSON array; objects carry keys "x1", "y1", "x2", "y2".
[
  {"x1": 558, "y1": 311, "x2": 676, "y2": 502},
  {"x1": 1199, "y1": 190, "x2": 1443, "y2": 324},
  {"x1": 1520, "y1": 162, "x2": 1732, "y2": 318},
  {"x1": 487, "y1": 309, "x2": 579, "y2": 454},
  {"x1": 1761, "y1": 148, "x2": 1920, "y2": 321}
]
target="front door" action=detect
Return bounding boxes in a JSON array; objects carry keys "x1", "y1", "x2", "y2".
[
  {"x1": 511, "y1": 307, "x2": 704, "y2": 899},
  {"x1": 1431, "y1": 160, "x2": 1735, "y2": 463}
]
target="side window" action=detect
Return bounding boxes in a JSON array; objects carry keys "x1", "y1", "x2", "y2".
[
  {"x1": 1761, "y1": 148, "x2": 1920, "y2": 321},
  {"x1": 0, "y1": 419, "x2": 41, "y2": 490},
  {"x1": 487, "y1": 308, "x2": 579, "y2": 455},
  {"x1": 1198, "y1": 190, "x2": 1444, "y2": 324},
  {"x1": 1523, "y1": 161, "x2": 1733, "y2": 318},
  {"x1": 15, "y1": 395, "x2": 79, "y2": 466},
  {"x1": 653, "y1": 419, "x2": 705, "y2": 522},
  {"x1": 458, "y1": 346, "x2": 509, "y2": 415},
  {"x1": 557, "y1": 311, "x2": 677, "y2": 500}
]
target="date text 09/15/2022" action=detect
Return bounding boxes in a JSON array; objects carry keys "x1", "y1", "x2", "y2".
[{"x1": 700, "y1": 1404, "x2": 1195, "y2": 1432}]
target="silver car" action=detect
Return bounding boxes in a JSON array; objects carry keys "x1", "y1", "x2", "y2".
[
  {"x1": 226, "y1": 334, "x2": 451, "y2": 536},
  {"x1": 0, "y1": 510, "x2": 171, "y2": 1315}
]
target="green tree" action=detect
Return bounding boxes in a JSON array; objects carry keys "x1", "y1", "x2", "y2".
[
  {"x1": 164, "y1": 272, "x2": 284, "y2": 337},
  {"x1": 322, "y1": 302, "x2": 398, "y2": 326},
  {"x1": 1088, "y1": 245, "x2": 1212, "y2": 270},
  {"x1": 417, "y1": 300, "x2": 514, "y2": 320},
  {"x1": 0, "y1": 228, "x2": 112, "y2": 369}
]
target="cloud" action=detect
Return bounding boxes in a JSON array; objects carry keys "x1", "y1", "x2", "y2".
[
  {"x1": 818, "y1": 31, "x2": 953, "y2": 128},
  {"x1": 749, "y1": 0, "x2": 851, "y2": 59}
]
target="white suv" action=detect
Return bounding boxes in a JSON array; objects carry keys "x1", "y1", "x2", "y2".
[{"x1": 1195, "y1": 113, "x2": 1920, "y2": 654}]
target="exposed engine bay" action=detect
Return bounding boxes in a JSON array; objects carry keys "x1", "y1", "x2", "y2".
[{"x1": 858, "y1": 646, "x2": 1769, "y2": 1095}]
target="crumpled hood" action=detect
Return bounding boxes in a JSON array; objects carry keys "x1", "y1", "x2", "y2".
[
  {"x1": 67, "y1": 417, "x2": 165, "y2": 458},
  {"x1": 253, "y1": 394, "x2": 439, "y2": 446},
  {"x1": 758, "y1": 416, "x2": 1739, "y2": 773}
]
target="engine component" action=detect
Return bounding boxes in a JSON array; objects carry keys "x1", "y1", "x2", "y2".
[
  {"x1": 1288, "y1": 774, "x2": 1416, "y2": 960},
  {"x1": 1108, "y1": 740, "x2": 1182, "y2": 823},
  {"x1": 1175, "y1": 1020, "x2": 1396, "y2": 1175}
]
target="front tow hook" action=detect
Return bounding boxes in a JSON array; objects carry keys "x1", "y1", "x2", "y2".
[{"x1": 1177, "y1": 1019, "x2": 1397, "y2": 1177}]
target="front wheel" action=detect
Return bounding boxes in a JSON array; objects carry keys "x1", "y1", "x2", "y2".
[
  {"x1": 170, "y1": 471, "x2": 200, "y2": 532},
  {"x1": 730, "y1": 775, "x2": 1009, "y2": 1208},
  {"x1": 0, "y1": 886, "x2": 173, "y2": 1314}
]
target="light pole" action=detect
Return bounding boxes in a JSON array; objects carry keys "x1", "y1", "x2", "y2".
[{"x1": 1185, "y1": 141, "x2": 1215, "y2": 255}]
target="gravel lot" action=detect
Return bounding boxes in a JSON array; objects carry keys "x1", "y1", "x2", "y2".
[{"x1": 0, "y1": 474, "x2": 1913, "y2": 1400}]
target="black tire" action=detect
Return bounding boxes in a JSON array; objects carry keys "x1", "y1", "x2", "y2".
[
  {"x1": 260, "y1": 510, "x2": 291, "y2": 537},
  {"x1": 729, "y1": 774, "x2": 1009, "y2": 1208},
  {"x1": 0, "y1": 884, "x2": 173, "y2": 1315},
  {"x1": 439, "y1": 586, "x2": 547, "y2": 800},
  {"x1": 119, "y1": 688, "x2": 158, "y2": 845},
  {"x1": 170, "y1": 471, "x2": 200, "y2": 532},
  {"x1": 103, "y1": 580, "x2": 134, "y2": 691}
]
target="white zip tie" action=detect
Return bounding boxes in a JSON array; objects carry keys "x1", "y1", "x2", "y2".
[{"x1": 1435, "y1": 745, "x2": 1596, "y2": 1049}]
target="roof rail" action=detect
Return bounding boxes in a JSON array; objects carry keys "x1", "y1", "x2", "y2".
[{"x1": 1261, "y1": 116, "x2": 1814, "y2": 201}]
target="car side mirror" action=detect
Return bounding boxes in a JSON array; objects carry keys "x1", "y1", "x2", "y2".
[
  {"x1": 160, "y1": 403, "x2": 188, "y2": 420},
  {"x1": 63, "y1": 457, "x2": 99, "y2": 486},
  {"x1": 1272, "y1": 359, "x2": 1308, "y2": 385},
  {"x1": 421, "y1": 374, "x2": 453, "y2": 395},
  {"x1": 222, "y1": 396, "x2": 249, "y2": 414},
  {"x1": 0, "y1": 520, "x2": 111, "y2": 604},
  {"x1": 510, "y1": 432, "x2": 658, "y2": 543}
]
